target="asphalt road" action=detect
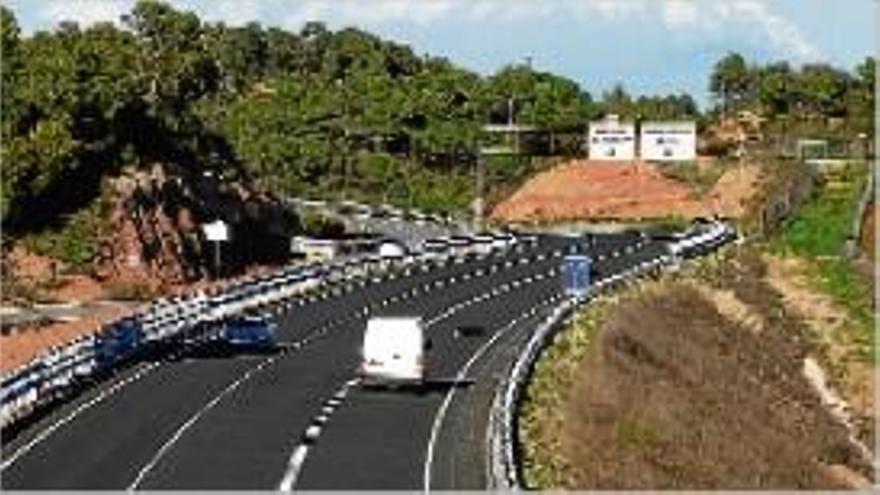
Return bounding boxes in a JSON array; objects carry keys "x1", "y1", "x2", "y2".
[{"x1": 1, "y1": 232, "x2": 666, "y2": 490}]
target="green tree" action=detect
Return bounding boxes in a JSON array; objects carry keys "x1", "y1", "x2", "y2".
[
  {"x1": 710, "y1": 52, "x2": 754, "y2": 113},
  {"x1": 756, "y1": 62, "x2": 796, "y2": 116},
  {"x1": 797, "y1": 64, "x2": 851, "y2": 117}
]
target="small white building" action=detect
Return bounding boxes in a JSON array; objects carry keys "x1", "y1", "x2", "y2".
[
  {"x1": 588, "y1": 114, "x2": 636, "y2": 160},
  {"x1": 639, "y1": 121, "x2": 697, "y2": 161}
]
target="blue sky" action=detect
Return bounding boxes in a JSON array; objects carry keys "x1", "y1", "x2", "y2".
[{"x1": 5, "y1": 1, "x2": 877, "y2": 107}]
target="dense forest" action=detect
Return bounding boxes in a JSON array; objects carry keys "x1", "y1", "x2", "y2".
[{"x1": 0, "y1": 1, "x2": 873, "y2": 243}]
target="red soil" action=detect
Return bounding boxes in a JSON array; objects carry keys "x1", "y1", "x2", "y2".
[{"x1": 491, "y1": 159, "x2": 758, "y2": 223}]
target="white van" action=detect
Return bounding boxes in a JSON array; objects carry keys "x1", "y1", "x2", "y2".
[{"x1": 360, "y1": 316, "x2": 428, "y2": 385}]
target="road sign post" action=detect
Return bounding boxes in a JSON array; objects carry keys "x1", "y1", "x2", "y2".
[{"x1": 202, "y1": 220, "x2": 229, "y2": 279}]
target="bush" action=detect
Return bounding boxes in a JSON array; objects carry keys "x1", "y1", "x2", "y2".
[
  {"x1": 300, "y1": 211, "x2": 345, "y2": 238},
  {"x1": 19, "y1": 199, "x2": 108, "y2": 271},
  {"x1": 773, "y1": 162, "x2": 867, "y2": 257},
  {"x1": 657, "y1": 160, "x2": 727, "y2": 198},
  {"x1": 105, "y1": 280, "x2": 158, "y2": 301}
]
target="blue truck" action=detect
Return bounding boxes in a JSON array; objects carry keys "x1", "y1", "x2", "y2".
[{"x1": 562, "y1": 255, "x2": 592, "y2": 297}]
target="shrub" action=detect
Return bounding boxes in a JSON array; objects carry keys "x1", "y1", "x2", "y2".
[{"x1": 105, "y1": 280, "x2": 158, "y2": 301}]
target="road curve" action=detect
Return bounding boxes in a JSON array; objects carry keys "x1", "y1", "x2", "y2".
[{"x1": 1, "y1": 233, "x2": 664, "y2": 490}]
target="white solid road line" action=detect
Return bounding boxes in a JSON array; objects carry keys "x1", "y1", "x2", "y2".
[
  {"x1": 1, "y1": 361, "x2": 162, "y2": 473},
  {"x1": 422, "y1": 294, "x2": 559, "y2": 493},
  {"x1": 128, "y1": 356, "x2": 278, "y2": 489}
]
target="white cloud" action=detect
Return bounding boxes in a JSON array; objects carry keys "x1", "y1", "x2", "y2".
[
  {"x1": 579, "y1": 0, "x2": 648, "y2": 20},
  {"x1": 715, "y1": 0, "x2": 821, "y2": 61},
  {"x1": 30, "y1": 0, "x2": 822, "y2": 63},
  {"x1": 40, "y1": 0, "x2": 129, "y2": 27},
  {"x1": 203, "y1": 0, "x2": 262, "y2": 26},
  {"x1": 662, "y1": 0, "x2": 701, "y2": 29},
  {"x1": 286, "y1": 0, "x2": 457, "y2": 28}
]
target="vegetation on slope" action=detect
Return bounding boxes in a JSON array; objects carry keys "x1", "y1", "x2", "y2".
[
  {"x1": 0, "y1": 1, "x2": 873, "y2": 267},
  {"x1": 769, "y1": 162, "x2": 874, "y2": 360},
  {"x1": 521, "y1": 248, "x2": 875, "y2": 489}
]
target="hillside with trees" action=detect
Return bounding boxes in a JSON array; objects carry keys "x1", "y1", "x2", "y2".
[
  {"x1": 708, "y1": 52, "x2": 874, "y2": 143},
  {"x1": 0, "y1": 1, "x2": 874, "y2": 282}
]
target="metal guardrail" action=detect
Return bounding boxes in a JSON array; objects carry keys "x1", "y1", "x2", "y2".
[
  {"x1": 0, "y1": 233, "x2": 526, "y2": 430},
  {"x1": 285, "y1": 196, "x2": 466, "y2": 236},
  {"x1": 845, "y1": 171, "x2": 874, "y2": 258},
  {"x1": 488, "y1": 221, "x2": 736, "y2": 489}
]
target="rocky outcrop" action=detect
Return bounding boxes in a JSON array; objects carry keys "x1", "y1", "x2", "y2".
[{"x1": 97, "y1": 163, "x2": 296, "y2": 288}]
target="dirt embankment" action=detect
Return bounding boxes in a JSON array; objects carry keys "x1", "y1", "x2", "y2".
[
  {"x1": 490, "y1": 159, "x2": 759, "y2": 224},
  {"x1": 521, "y1": 250, "x2": 874, "y2": 489},
  {"x1": 96, "y1": 163, "x2": 296, "y2": 287}
]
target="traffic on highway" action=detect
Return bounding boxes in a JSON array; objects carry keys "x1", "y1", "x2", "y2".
[{"x1": 0, "y1": 215, "x2": 735, "y2": 490}]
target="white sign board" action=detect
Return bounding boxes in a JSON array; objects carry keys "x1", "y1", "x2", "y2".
[
  {"x1": 588, "y1": 117, "x2": 636, "y2": 160},
  {"x1": 640, "y1": 121, "x2": 697, "y2": 161},
  {"x1": 202, "y1": 220, "x2": 229, "y2": 242}
]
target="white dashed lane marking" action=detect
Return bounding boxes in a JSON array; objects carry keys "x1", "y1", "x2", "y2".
[{"x1": 278, "y1": 378, "x2": 361, "y2": 491}]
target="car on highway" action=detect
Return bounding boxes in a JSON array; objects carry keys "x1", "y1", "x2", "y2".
[
  {"x1": 386, "y1": 206, "x2": 405, "y2": 220},
  {"x1": 425, "y1": 213, "x2": 444, "y2": 224},
  {"x1": 491, "y1": 231, "x2": 517, "y2": 250},
  {"x1": 409, "y1": 209, "x2": 428, "y2": 224},
  {"x1": 360, "y1": 316, "x2": 430, "y2": 386},
  {"x1": 338, "y1": 200, "x2": 372, "y2": 219},
  {"x1": 353, "y1": 205, "x2": 373, "y2": 219},
  {"x1": 221, "y1": 314, "x2": 277, "y2": 350},
  {"x1": 447, "y1": 235, "x2": 473, "y2": 256},
  {"x1": 378, "y1": 240, "x2": 407, "y2": 259},
  {"x1": 471, "y1": 233, "x2": 495, "y2": 254},
  {"x1": 372, "y1": 204, "x2": 395, "y2": 218}
]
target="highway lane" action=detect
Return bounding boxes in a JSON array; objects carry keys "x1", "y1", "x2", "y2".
[
  {"x1": 139, "y1": 237, "x2": 659, "y2": 490},
  {"x1": 293, "y1": 277, "x2": 563, "y2": 489},
  {"x1": 131, "y1": 241, "x2": 579, "y2": 489},
  {"x1": 291, "y1": 238, "x2": 664, "y2": 490},
  {"x1": 1, "y1": 236, "x2": 565, "y2": 488},
  {"x1": 1, "y1": 233, "x2": 660, "y2": 490}
]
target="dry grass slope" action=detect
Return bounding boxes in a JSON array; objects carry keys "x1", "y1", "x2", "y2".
[{"x1": 521, "y1": 249, "x2": 874, "y2": 490}]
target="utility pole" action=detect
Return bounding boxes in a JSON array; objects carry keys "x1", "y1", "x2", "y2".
[
  {"x1": 213, "y1": 240, "x2": 222, "y2": 279},
  {"x1": 338, "y1": 77, "x2": 350, "y2": 200},
  {"x1": 474, "y1": 148, "x2": 485, "y2": 232},
  {"x1": 343, "y1": 126, "x2": 349, "y2": 200},
  {"x1": 508, "y1": 97, "x2": 520, "y2": 153}
]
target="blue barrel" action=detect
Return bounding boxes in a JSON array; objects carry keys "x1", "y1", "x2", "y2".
[{"x1": 562, "y1": 255, "x2": 592, "y2": 297}]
